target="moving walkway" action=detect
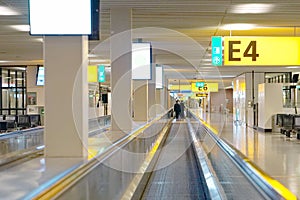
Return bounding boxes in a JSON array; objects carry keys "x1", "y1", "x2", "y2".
[{"x1": 23, "y1": 110, "x2": 295, "y2": 200}]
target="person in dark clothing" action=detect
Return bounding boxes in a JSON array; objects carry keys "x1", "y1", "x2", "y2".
[{"x1": 174, "y1": 100, "x2": 181, "y2": 120}]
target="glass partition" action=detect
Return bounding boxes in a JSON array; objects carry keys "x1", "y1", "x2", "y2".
[{"x1": 0, "y1": 67, "x2": 26, "y2": 115}]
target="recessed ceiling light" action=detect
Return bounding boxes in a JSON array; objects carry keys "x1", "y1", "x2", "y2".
[
  {"x1": 10, "y1": 25, "x2": 30, "y2": 32},
  {"x1": 221, "y1": 23, "x2": 256, "y2": 30},
  {"x1": 34, "y1": 38, "x2": 43, "y2": 42},
  {"x1": 0, "y1": 6, "x2": 20, "y2": 15},
  {"x1": 89, "y1": 59, "x2": 110, "y2": 63},
  {"x1": 230, "y1": 4, "x2": 275, "y2": 14},
  {"x1": 199, "y1": 67, "x2": 214, "y2": 69},
  {"x1": 286, "y1": 66, "x2": 300, "y2": 69},
  {"x1": 88, "y1": 54, "x2": 98, "y2": 58}
]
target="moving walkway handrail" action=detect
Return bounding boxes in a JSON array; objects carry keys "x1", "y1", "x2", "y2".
[
  {"x1": 187, "y1": 119, "x2": 226, "y2": 200},
  {"x1": 24, "y1": 110, "x2": 172, "y2": 200},
  {"x1": 188, "y1": 109, "x2": 297, "y2": 200}
]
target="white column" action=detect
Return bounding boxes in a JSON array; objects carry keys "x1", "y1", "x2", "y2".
[
  {"x1": 110, "y1": 8, "x2": 132, "y2": 132},
  {"x1": 133, "y1": 80, "x2": 148, "y2": 121},
  {"x1": 155, "y1": 89, "x2": 165, "y2": 115},
  {"x1": 44, "y1": 36, "x2": 88, "y2": 158},
  {"x1": 148, "y1": 62, "x2": 156, "y2": 119},
  {"x1": 167, "y1": 89, "x2": 171, "y2": 110}
]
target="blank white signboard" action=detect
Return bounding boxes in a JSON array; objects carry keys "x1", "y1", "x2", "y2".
[
  {"x1": 132, "y1": 43, "x2": 151, "y2": 80},
  {"x1": 156, "y1": 65, "x2": 163, "y2": 89},
  {"x1": 29, "y1": 0, "x2": 91, "y2": 35}
]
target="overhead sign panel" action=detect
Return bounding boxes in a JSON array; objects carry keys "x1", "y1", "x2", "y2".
[
  {"x1": 29, "y1": 0, "x2": 91, "y2": 35},
  {"x1": 211, "y1": 36, "x2": 223, "y2": 66},
  {"x1": 88, "y1": 65, "x2": 97, "y2": 82},
  {"x1": 191, "y1": 83, "x2": 218, "y2": 92},
  {"x1": 195, "y1": 82, "x2": 205, "y2": 87},
  {"x1": 98, "y1": 65, "x2": 105, "y2": 83},
  {"x1": 156, "y1": 65, "x2": 163, "y2": 89},
  {"x1": 224, "y1": 37, "x2": 300, "y2": 66},
  {"x1": 132, "y1": 43, "x2": 152, "y2": 80}
]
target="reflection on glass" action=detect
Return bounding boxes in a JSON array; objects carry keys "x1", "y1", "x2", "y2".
[
  {"x1": 0, "y1": 68, "x2": 26, "y2": 115},
  {"x1": 10, "y1": 89, "x2": 16, "y2": 108},
  {"x1": 283, "y1": 87, "x2": 291, "y2": 108},
  {"x1": 2, "y1": 89, "x2": 8, "y2": 109},
  {"x1": 89, "y1": 90, "x2": 95, "y2": 107},
  {"x1": 2, "y1": 70, "x2": 8, "y2": 87},
  {"x1": 17, "y1": 71, "x2": 24, "y2": 86},
  {"x1": 2, "y1": 110, "x2": 8, "y2": 115},
  {"x1": 17, "y1": 92, "x2": 24, "y2": 108},
  {"x1": 10, "y1": 73, "x2": 16, "y2": 87}
]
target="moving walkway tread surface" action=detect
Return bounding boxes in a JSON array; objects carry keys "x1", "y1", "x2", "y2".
[
  {"x1": 141, "y1": 121, "x2": 209, "y2": 200},
  {"x1": 208, "y1": 145, "x2": 265, "y2": 200}
]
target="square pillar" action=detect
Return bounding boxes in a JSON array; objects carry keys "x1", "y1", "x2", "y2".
[
  {"x1": 133, "y1": 80, "x2": 148, "y2": 121},
  {"x1": 44, "y1": 36, "x2": 88, "y2": 158},
  {"x1": 110, "y1": 8, "x2": 132, "y2": 132}
]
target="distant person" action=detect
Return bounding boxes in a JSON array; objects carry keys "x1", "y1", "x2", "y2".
[
  {"x1": 174, "y1": 100, "x2": 181, "y2": 120},
  {"x1": 180, "y1": 101, "x2": 185, "y2": 119}
]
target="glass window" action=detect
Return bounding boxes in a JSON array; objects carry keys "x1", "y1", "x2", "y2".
[
  {"x1": 2, "y1": 110, "x2": 8, "y2": 115},
  {"x1": 2, "y1": 89, "x2": 9, "y2": 109},
  {"x1": 17, "y1": 71, "x2": 24, "y2": 86},
  {"x1": 17, "y1": 110, "x2": 22, "y2": 115},
  {"x1": 9, "y1": 89, "x2": 16, "y2": 108},
  {"x1": 10, "y1": 72, "x2": 16, "y2": 87},
  {"x1": 0, "y1": 67, "x2": 27, "y2": 116},
  {"x1": 10, "y1": 110, "x2": 16, "y2": 115},
  {"x1": 17, "y1": 90, "x2": 24, "y2": 108},
  {"x1": 2, "y1": 70, "x2": 8, "y2": 87}
]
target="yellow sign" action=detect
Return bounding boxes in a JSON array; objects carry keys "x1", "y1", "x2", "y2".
[
  {"x1": 169, "y1": 85, "x2": 192, "y2": 91},
  {"x1": 224, "y1": 37, "x2": 300, "y2": 66},
  {"x1": 88, "y1": 65, "x2": 97, "y2": 82},
  {"x1": 191, "y1": 83, "x2": 218, "y2": 92},
  {"x1": 196, "y1": 93, "x2": 208, "y2": 97}
]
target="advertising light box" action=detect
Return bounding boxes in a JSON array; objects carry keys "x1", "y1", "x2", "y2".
[
  {"x1": 132, "y1": 43, "x2": 151, "y2": 80},
  {"x1": 156, "y1": 65, "x2": 163, "y2": 89},
  {"x1": 98, "y1": 65, "x2": 106, "y2": 83},
  {"x1": 88, "y1": 65, "x2": 97, "y2": 82},
  {"x1": 36, "y1": 66, "x2": 44, "y2": 86},
  {"x1": 29, "y1": 0, "x2": 91, "y2": 35}
]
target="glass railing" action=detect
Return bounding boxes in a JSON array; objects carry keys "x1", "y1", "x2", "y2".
[
  {"x1": 24, "y1": 110, "x2": 173, "y2": 200},
  {"x1": 187, "y1": 109, "x2": 297, "y2": 200}
]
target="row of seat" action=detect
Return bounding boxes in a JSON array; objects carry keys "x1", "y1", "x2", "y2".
[
  {"x1": 0, "y1": 114, "x2": 41, "y2": 132},
  {"x1": 276, "y1": 114, "x2": 300, "y2": 139}
]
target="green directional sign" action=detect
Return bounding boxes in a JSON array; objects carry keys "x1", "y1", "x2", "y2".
[
  {"x1": 196, "y1": 82, "x2": 205, "y2": 87},
  {"x1": 98, "y1": 65, "x2": 105, "y2": 83},
  {"x1": 211, "y1": 36, "x2": 223, "y2": 66}
]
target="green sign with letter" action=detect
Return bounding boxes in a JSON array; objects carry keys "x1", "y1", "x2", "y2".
[
  {"x1": 211, "y1": 36, "x2": 223, "y2": 66},
  {"x1": 98, "y1": 65, "x2": 105, "y2": 83}
]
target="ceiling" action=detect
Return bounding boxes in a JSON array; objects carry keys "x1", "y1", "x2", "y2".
[{"x1": 1, "y1": 0, "x2": 300, "y2": 88}]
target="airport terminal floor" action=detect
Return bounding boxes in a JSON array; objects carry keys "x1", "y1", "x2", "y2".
[{"x1": 0, "y1": 110, "x2": 299, "y2": 199}]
